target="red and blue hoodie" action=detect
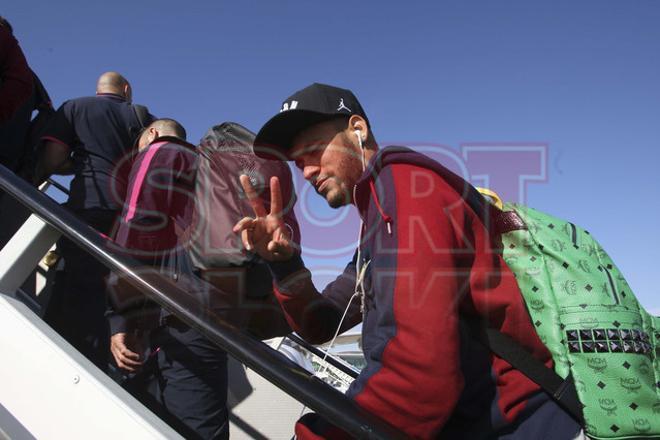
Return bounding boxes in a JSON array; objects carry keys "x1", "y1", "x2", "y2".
[{"x1": 268, "y1": 147, "x2": 580, "y2": 439}]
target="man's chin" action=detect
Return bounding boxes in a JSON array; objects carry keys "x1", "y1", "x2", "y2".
[{"x1": 326, "y1": 192, "x2": 350, "y2": 209}]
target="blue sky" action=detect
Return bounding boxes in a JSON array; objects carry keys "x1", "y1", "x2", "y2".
[{"x1": 5, "y1": 1, "x2": 659, "y2": 312}]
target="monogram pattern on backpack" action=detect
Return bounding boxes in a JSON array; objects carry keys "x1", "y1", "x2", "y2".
[{"x1": 500, "y1": 203, "x2": 660, "y2": 440}]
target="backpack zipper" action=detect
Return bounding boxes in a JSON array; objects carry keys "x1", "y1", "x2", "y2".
[
  {"x1": 602, "y1": 266, "x2": 620, "y2": 305},
  {"x1": 569, "y1": 222, "x2": 578, "y2": 248}
]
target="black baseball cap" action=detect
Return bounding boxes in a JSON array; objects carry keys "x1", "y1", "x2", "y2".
[{"x1": 253, "y1": 83, "x2": 370, "y2": 160}]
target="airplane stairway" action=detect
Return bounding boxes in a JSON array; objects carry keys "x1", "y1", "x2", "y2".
[{"x1": 0, "y1": 165, "x2": 404, "y2": 440}]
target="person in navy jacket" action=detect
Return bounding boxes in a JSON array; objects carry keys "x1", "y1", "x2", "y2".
[
  {"x1": 235, "y1": 83, "x2": 583, "y2": 439},
  {"x1": 39, "y1": 72, "x2": 153, "y2": 369}
]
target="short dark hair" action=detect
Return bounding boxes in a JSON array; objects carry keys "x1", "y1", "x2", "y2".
[
  {"x1": 0, "y1": 16, "x2": 13, "y2": 34},
  {"x1": 149, "y1": 118, "x2": 187, "y2": 140}
]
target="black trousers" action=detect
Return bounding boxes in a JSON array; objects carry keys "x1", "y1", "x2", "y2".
[
  {"x1": 43, "y1": 208, "x2": 116, "y2": 370},
  {"x1": 126, "y1": 322, "x2": 229, "y2": 440}
]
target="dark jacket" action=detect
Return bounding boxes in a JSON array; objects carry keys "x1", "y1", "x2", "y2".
[
  {"x1": 0, "y1": 26, "x2": 34, "y2": 171},
  {"x1": 41, "y1": 94, "x2": 151, "y2": 210},
  {"x1": 0, "y1": 26, "x2": 32, "y2": 123}
]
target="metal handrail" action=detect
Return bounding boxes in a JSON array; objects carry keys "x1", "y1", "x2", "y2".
[
  {"x1": 287, "y1": 333, "x2": 360, "y2": 379},
  {"x1": 45, "y1": 177, "x2": 70, "y2": 195},
  {"x1": 0, "y1": 165, "x2": 405, "y2": 439}
]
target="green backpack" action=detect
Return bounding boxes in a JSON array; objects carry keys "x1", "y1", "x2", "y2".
[{"x1": 491, "y1": 201, "x2": 660, "y2": 439}]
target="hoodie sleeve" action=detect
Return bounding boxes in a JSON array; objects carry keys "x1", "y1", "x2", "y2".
[
  {"x1": 0, "y1": 27, "x2": 33, "y2": 123},
  {"x1": 268, "y1": 252, "x2": 362, "y2": 345}
]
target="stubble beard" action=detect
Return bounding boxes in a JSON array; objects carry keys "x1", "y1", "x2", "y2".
[
  {"x1": 321, "y1": 134, "x2": 364, "y2": 209},
  {"x1": 324, "y1": 181, "x2": 351, "y2": 208}
]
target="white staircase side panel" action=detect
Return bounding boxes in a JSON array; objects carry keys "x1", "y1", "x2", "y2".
[
  {"x1": 228, "y1": 360, "x2": 310, "y2": 440},
  {"x1": 0, "y1": 215, "x2": 60, "y2": 294},
  {"x1": 0, "y1": 294, "x2": 182, "y2": 440}
]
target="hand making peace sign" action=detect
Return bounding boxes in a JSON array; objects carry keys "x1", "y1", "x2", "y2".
[{"x1": 232, "y1": 175, "x2": 294, "y2": 261}]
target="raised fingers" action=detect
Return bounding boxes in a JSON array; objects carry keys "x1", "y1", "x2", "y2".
[
  {"x1": 240, "y1": 174, "x2": 268, "y2": 217},
  {"x1": 269, "y1": 176, "x2": 283, "y2": 217}
]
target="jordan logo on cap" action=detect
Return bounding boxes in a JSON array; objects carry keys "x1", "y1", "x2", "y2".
[{"x1": 337, "y1": 98, "x2": 351, "y2": 113}]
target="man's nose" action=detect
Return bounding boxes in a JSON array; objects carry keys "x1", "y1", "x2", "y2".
[{"x1": 302, "y1": 165, "x2": 320, "y2": 181}]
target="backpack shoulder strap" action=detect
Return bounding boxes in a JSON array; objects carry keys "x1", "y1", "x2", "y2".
[
  {"x1": 475, "y1": 325, "x2": 584, "y2": 424},
  {"x1": 31, "y1": 71, "x2": 52, "y2": 111},
  {"x1": 494, "y1": 209, "x2": 527, "y2": 234},
  {"x1": 132, "y1": 104, "x2": 150, "y2": 128},
  {"x1": 474, "y1": 188, "x2": 527, "y2": 234}
]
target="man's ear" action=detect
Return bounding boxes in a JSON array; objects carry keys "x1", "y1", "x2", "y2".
[
  {"x1": 348, "y1": 115, "x2": 368, "y2": 142},
  {"x1": 144, "y1": 127, "x2": 157, "y2": 145},
  {"x1": 124, "y1": 84, "x2": 132, "y2": 102}
]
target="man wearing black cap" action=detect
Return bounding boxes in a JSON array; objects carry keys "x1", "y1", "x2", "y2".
[{"x1": 235, "y1": 83, "x2": 582, "y2": 439}]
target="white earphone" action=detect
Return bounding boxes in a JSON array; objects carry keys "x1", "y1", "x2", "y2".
[
  {"x1": 354, "y1": 128, "x2": 367, "y2": 172},
  {"x1": 355, "y1": 129, "x2": 364, "y2": 149}
]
